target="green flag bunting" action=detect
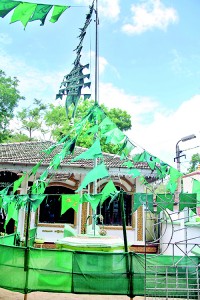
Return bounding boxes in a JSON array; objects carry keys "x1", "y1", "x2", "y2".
[
  {"x1": 5, "y1": 201, "x2": 18, "y2": 228},
  {"x1": 30, "y1": 194, "x2": 46, "y2": 212},
  {"x1": 49, "y1": 5, "x2": 69, "y2": 23},
  {"x1": 0, "y1": 0, "x2": 20, "y2": 17},
  {"x1": 30, "y1": 4, "x2": 53, "y2": 25},
  {"x1": 0, "y1": 0, "x2": 70, "y2": 28},
  {"x1": 133, "y1": 193, "x2": 154, "y2": 212},
  {"x1": 156, "y1": 194, "x2": 174, "y2": 214},
  {"x1": 81, "y1": 193, "x2": 102, "y2": 210},
  {"x1": 61, "y1": 194, "x2": 80, "y2": 214},
  {"x1": 13, "y1": 173, "x2": 26, "y2": 194},
  {"x1": 11, "y1": 2, "x2": 37, "y2": 27},
  {"x1": 72, "y1": 139, "x2": 103, "y2": 161},
  {"x1": 101, "y1": 180, "x2": 117, "y2": 204},
  {"x1": 76, "y1": 163, "x2": 109, "y2": 192},
  {"x1": 192, "y1": 179, "x2": 200, "y2": 207},
  {"x1": 179, "y1": 193, "x2": 197, "y2": 213}
]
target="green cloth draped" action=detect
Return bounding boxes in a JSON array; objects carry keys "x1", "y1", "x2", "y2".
[
  {"x1": 76, "y1": 163, "x2": 109, "y2": 192},
  {"x1": 81, "y1": 193, "x2": 102, "y2": 210},
  {"x1": 11, "y1": 2, "x2": 37, "y2": 27},
  {"x1": 179, "y1": 193, "x2": 197, "y2": 213},
  {"x1": 30, "y1": 194, "x2": 46, "y2": 212},
  {"x1": 192, "y1": 179, "x2": 200, "y2": 207},
  {"x1": 133, "y1": 193, "x2": 154, "y2": 212},
  {"x1": 72, "y1": 139, "x2": 103, "y2": 161},
  {"x1": 156, "y1": 194, "x2": 174, "y2": 214},
  {"x1": 101, "y1": 180, "x2": 117, "y2": 204},
  {"x1": 61, "y1": 194, "x2": 80, "y2": 214}
]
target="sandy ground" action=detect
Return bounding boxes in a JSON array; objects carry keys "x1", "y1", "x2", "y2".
[{"x1": 0, "y1": 289, "x2": 145, "y2": 300}]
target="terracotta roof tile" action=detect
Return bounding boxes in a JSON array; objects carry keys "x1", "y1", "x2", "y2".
[{"x1": 0, "y1": 141, "x2": 149, "y2": 169}]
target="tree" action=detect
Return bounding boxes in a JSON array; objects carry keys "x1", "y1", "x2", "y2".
[
  {"x1": 188, "y1": 153, "x2": 200, "y2": 173},
  {"x1": 0, "y1": 70, "x2": 24, "y2": 142},
  {"x1": 15, "y1": 99, "x2": 47, "y2": 140},
  {"x1": 44, "y1": 98, "x2": 132, "y2": 153}
]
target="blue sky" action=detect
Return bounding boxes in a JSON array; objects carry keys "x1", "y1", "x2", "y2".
[{"x1": 0, "y1": 0, "x2": 199, "y2": 173}]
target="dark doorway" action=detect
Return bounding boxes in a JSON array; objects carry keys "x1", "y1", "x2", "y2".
[{"x1": 39, "y1": 185, "x2": 75, "y2": 224}]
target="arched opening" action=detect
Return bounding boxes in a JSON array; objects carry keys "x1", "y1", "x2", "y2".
[
  {"x1": 0, "y1": 171, "x2": 19, "y2": 234},
  {"x1": 97, "y1": 186, "x2": 132, "y2": 226},
  {"x1": 39, "y1": 185, "x2": 75, "y2": 224}
]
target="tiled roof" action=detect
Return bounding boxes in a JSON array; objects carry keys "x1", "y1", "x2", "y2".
[{"x1": 0, "y1": 141, "x2": 148, "y2": 169}]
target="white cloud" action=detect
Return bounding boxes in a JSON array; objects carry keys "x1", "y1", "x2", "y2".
[
  {"x1": 0, "y1": 33, "x2": 12, "y2": 45},
  {"x1": 122, "y1": 0, "x2": 178, "y2": 35},
  {"x1": 127, "y1": 95, "x2": 200, "y2": 172},
  {"x1": 74, "y1": 0, "x2": 120, "y2": 21},
  {"x1": 0, "y1": 48, "x2": 64, "y2": 105}
]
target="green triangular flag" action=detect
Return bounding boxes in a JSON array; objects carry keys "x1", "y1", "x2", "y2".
[
  {"x1": 99, "y1": 116, "x2": 116, "y2": 134},
  {"x1": 31, "y1": 180, "x2": 48, "y2": 195},
  {"x1": 156, "y1": 194, "x2": 174, "y2": 214},
  {"x1": 103, "y1": 127, "x2": 125, "y2": 145},
  {"x1": 72, "y1": 139, "x2": 103, "y2": 162},
  {"x1": 128, "y1": 168, "x2": 141, "y2": 178},
  {"x1": 133, "y1": 193, "x2": 154, "y2": 212},
  {"x1": 30, "y1": 195, "x2": 46, "y2": 212},
  {"x1": 30, "y1": 4, "x2": 52, "y2": 25},
  {"x1": 49, "y1": 5, "x2": 69, "y2": 23},
  {"x1": 10, "y1": 2, "x2": 37, "y2": 27},
  {"x1": 76, "y1": 163, "x2": 109, "y2": 192},
  {"x1": 179, "y1": 193, "x2": 197, "y2": 213},
  {"x1": 0, "y1": 0, "x2": 20, "y2": 18},
  {"x1": 166, "y1": 180, "x2": 177, "y2": 193},
  {"x1": 30, "y1": 161, "x2": 42, "y2": 176},
  {"x1": 13, "y1": 173, "x2": 26, "y2": 194},
  {"x1": 192, "y1": 179, "x2": 200, "y2": 207},
  {"x1": 81, "y1": 193, "x2": 102, "y2": 210},
  {"x1": 101, "y1": 180, "x2": 117, "y2": 204},
  {"x1": 61, "y1": 194, "x2": 80, "y2": 214},
  {"x1": 5, "y1": 201, "x2": 18, "y2": 228}
]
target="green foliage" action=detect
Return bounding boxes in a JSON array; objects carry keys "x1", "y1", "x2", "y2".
[
  {"x1": 16, "y1": 99, "x2": 47, "y2": 140},
  {"x1": 6, "y1": 132, "x2": 31, "y2": 143},
  {"x1": 44, "y1": 99, "x2": 132, "y2": 153},
  {"x1": 0, "y1": 70, "x2": 24, "y2": 142},
  {"x1": 188, "y1": 153, "x2": 200, "y2": 173}
]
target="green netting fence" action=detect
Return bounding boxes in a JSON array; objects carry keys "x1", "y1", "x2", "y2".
[{"x1": 0, "y1": 240, "x2": 199, "y2": 298}]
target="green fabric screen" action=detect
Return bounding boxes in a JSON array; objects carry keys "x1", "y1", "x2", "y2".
[{"x1": 0, "y1": 241, "x2": 199, "y2": 298}]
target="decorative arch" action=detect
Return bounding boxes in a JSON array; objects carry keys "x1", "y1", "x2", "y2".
[
  {"x1": 96, "y1": 177, "x2": 135, "y2": 227},
  {"x1": 38, "y1": 181, "x2": 76, "y2": 225}
]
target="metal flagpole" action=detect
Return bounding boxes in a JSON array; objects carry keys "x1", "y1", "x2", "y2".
[{"x1": 92, "y1": 0, "x2": 99, "y2": 234}]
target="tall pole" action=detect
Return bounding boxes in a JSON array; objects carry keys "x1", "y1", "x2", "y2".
[
  {"x1": 92, "y1": 0, "x2": 99, "y2": 233},
  {"x1": 176, "y1": 141, "x2": 181, "y2": 201}
]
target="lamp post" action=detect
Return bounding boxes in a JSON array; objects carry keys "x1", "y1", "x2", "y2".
[{"x1": 174, "y1": 134, "x2": 196, "y2": 196}]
